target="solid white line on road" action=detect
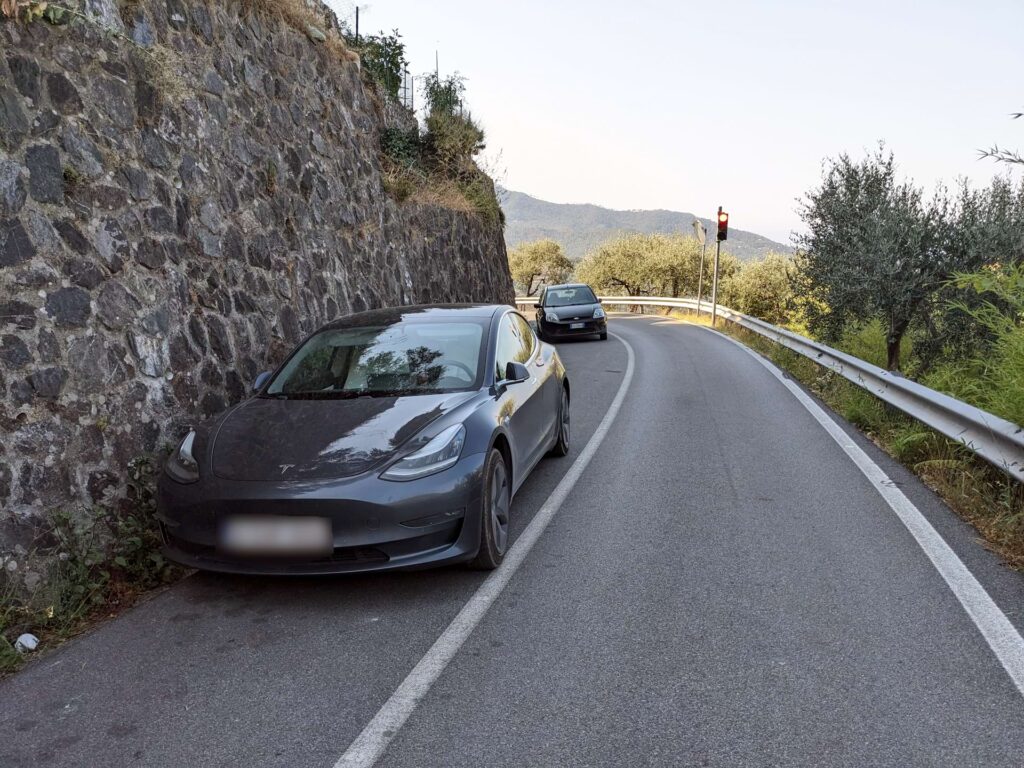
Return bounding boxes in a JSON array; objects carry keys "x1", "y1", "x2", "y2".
[
  {"x1": 333, "y1": 333, "x2": 636, "y2": 768},
  {"x1": 704, "y1": 323, "x2": 1024, "y2": 698}
]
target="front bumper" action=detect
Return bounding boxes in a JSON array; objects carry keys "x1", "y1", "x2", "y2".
[
  {"x1": 155, "y1": 451, "x2": 487, "y2": 575},
  {"x1": 540, "y1": 317, "x2": 607, "y2": 338}
]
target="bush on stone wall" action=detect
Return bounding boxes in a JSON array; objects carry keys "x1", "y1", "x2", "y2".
[{"x1": 379, "y1": 73, "x2": 500, "y2": 225}]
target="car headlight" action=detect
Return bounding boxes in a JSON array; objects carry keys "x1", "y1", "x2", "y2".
[
  {"x1": 381, "y1": 424, "x2": 466, "y2": 481},
  {"x1": 165, "y1": 429, "x2": 200, "y2": 484},
  {"x1": 545, "y1": 311, "x2": 559, "y2": 322},
  {"x1": 593, "y1": 306, "x2": 606, "y2": 319}
]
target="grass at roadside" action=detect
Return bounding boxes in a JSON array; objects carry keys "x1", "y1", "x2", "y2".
[
  {"x1": 0, "y1": 459, "x2": 184, "y2": 678},
  {"x1": 637, "y1": 308, "x2": 1024, "y2": 569}
]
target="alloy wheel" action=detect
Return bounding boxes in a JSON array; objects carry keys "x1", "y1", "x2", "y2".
[
  {"x1": 490, "y1": 459, "x2": 510, "y2": 553},
  {"x1": 560, "y1": 389, "x2": 570, "y2": 447}
]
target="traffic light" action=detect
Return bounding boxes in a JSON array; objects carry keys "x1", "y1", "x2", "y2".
[{"x1": 716, "y1": 207, "x2": 729, "y2": 241}]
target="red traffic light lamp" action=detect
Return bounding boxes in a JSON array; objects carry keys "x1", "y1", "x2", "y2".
[{"x1": 716, "y1": 207, "x2": 729, "y2": 241}]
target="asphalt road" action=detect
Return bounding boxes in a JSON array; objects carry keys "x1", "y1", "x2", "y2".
[{"x1": 3, "y1": 314, "x2": 1024, "y2": 767}]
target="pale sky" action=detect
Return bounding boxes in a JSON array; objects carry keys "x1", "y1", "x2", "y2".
[{"x1": 328, "y1": 0, "x2": 1023, "y2": 244}]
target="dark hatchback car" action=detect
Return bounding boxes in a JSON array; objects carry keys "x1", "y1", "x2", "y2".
[
  {"x1": 156, "y1": 305, "x2": 570, "y2": 574},
  {"x1": 534, "y1": 283, "x2": 607, "y2": 341}
]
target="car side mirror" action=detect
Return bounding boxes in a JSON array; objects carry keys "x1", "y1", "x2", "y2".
[
  {"x1": 533, "y1": 302, "x2": 542, "y2": 309},
  {"x1": 252, "y1": 371, "x2": 271, "y2": 392},
  {"x1": 504, "y1": 361, "x2": 530, "y2": 383},
  {"x1": 597, "y1": 298, "x2": 603, "y2": 304}
]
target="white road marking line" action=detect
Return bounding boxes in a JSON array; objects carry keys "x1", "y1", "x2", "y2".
[
  {"x1": 333, "y1": 333, "x2": 636, "y2": 768},
  {"x1": 702, "y1": 323, "x2": 1024, "y2": 697}
]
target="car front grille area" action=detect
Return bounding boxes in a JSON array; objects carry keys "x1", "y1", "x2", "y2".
[
  {"x1": 161, "y1": 518, "x2": 464, "y2": 568},
  {"x1": 163, "y1": 529, "x2": 389, "y2": 565},
  {"x1": 549, "y1": 320, "x2": 599, "y2": 333}
]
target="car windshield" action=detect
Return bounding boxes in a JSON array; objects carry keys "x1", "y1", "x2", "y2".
[
  {"x1": 264, "y1": 321, "x2": 486, "y2": 398},
  {"x1": 545, "y1": 286, "x2": 597, "y2": 307}
]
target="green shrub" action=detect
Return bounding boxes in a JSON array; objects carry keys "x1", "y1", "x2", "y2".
[
  {"x1": 727, "y1": 253, "x2": 796, "y2": 326},
  {"x1": 424, "y1": 112, "x2": 486, "y2": 171},
  {"x1": 458, "y1": 173, "x2": 502, "y2": 226},
  {"x1": 0, "y1": 458, "x2": 179, "y2": 675},
  {"x1": 422, "y1": 72, "x2": 465, "y2": 116},
  {"x1": 835, "y1": 319, "x2": 896, "y2": 368},
  {"x1": 381, "y1": 128, "x2": 422, "y2": 167},
  {"x1": 356, "y1": 30, "x2": 406, "y2": 98},
  {"x1": 923, "y1": 265, "x2": 1024, "y2": 427},
  {"x1": 376, "y1": 72, "x2": 497, "y2": 225}
]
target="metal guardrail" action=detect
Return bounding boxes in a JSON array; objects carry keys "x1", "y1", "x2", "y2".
[{"x1": 516, "y1": 295, "x2": 1024, "y2": 482}]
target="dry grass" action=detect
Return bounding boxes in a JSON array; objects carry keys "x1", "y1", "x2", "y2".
[
  {"x1": 406, "y1": 180, "x2": 476, "y2": 213},
  {"x1": 238, "y1": 0, "x2": 359, "y2": 62},
  {"x1": 142, "y1": 42, "x2": 189, "y2": 103},
  {"x1": 381, "y1": 160, "x2": 487, "y2": 218}
]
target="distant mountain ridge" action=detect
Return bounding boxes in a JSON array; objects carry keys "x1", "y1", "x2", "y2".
[{"x1": 500, "y1": 189, "x2": 792, "y2": 261}]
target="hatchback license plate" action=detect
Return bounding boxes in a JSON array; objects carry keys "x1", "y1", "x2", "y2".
[
  {"x1": 220, "y1": 516, "x2": 332, "y2": 556},
  {"x1": 570, "y1": 322, "x2": 585, "y2": 329}
]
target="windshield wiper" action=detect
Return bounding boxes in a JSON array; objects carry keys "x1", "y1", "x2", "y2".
[
  {"x1": 362, "y1": 388, "x2": 438, "y2": 397},
  {"x1": 260, "y1": 389, "x2": 440, "y2": 400},
  {"x1": 260, "y1": 391, "x2": 368, "y2": 400}
]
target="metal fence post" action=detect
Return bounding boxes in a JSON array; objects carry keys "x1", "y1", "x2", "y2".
[{"x1": 697, "y1": 240, "x2": 707, "y2": 315}]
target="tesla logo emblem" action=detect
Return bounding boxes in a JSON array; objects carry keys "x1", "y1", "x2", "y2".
[{"x1": 279, "y1": 464, "x2": 295, "y2": 474}]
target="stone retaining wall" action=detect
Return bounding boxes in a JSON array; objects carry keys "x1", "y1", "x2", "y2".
[{"x1": 0, "y1": 0, "x2": 512, "y2": 557}]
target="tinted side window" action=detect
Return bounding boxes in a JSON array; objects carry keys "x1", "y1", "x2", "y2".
[
  {"x1": 494, "y1": 314, "x2": 532, "y2": 380},
  {"x1": 494, "y1": 315, "x2": 520, "y2": 380},
  {"x1": 512, "y1": 314, "x2": 536, "y2": 359}
]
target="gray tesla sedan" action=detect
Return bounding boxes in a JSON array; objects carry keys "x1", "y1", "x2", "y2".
[{"x1": 156, "y1": 304, "x2": 570, "y2": 574}]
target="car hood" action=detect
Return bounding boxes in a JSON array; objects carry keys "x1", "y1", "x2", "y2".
[
  {"x1": 211, "y1": 392, "x2": 475, "y2": 481},
  {"x1": 545, "y1": 304, "x2": 599, "y2": 320}
]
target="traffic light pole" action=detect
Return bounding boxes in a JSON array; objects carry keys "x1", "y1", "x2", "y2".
[{"x1": 711, "y1": 239, "x2": 721, "y2": 328}]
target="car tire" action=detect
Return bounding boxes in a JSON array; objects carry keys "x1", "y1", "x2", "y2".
[
  {"x1": 549, "y1": 386, "x2": 570, "y2": 457},
  {"x1": 468, "y1": 448, "x2": 510, "y2": 570},
  {"x1": 599, "y1": 331, "x2": 608, "y2": 340}
]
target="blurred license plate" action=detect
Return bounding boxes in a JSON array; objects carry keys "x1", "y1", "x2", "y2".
[
  {"x1": 220, "y1": 516, "x2": 332, "y2": 556},
  {"x1": 570, "y1": 322, "x2": 585, "y2": 329}
]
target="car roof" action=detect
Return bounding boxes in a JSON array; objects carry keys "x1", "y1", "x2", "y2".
[
  {"x1": 544, "y1": 283, "x2": 593, "y2": 291},
  {"x1": 318, "y1": 303, "x2": 508, "y2": 331}
]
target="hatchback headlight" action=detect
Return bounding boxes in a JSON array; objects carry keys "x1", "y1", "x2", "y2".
[
  {"x1": 545, "y1": 311, "x2": 559, "y2": 323},
  {"x1": 381, "y1": 424, "x2": 466, "y2": 481},
  {"x1": 593, "y1": 306, "x2": 606, "y2": 319},
  {"x1": 166, "y1": 430, "x2": 200, "y2": 484}
]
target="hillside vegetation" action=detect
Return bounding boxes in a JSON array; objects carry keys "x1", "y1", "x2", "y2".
[{"x1": 501, "y1": 189, "x2": 790, "y2": 261}]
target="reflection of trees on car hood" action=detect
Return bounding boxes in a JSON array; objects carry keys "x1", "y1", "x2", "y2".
[{"x1": 211, "y1": 393, "x2": 472, "y2": 481}]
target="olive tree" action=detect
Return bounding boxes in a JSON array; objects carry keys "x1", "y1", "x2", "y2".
[
  {"x1": 507, "y1": 239, "x2": 573, "y2": 295},
  {"x1": 914, "y1": 175, "x2": 1024, "y2": 368},
  {"x1": 794, "y1": 148, "x2": 954, "y2": 371},
  {"x1": 726, "y1": 253, "x2": 795, "y2": 325},
  {"x1": 575, "y1": 233, "x2": 732, "y2": 297}
]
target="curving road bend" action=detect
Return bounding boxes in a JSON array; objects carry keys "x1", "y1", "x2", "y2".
[{"x1": 3, "y1": 314, "x2": 1024, "y2": 767}]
